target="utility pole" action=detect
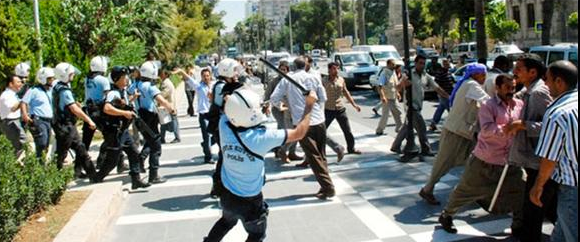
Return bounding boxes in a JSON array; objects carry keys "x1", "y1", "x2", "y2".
[
  {"x1": 33, "y1": 0, "x2": 42, "y2": 67},
  {"x1": 336, "y1": 0, "x2": 343, "y2": 37},
  {"x1": 352, "y1": 0, "x2": 358, "y2": 45},
  {"x1": 401, "y1": 0, "x2": 420, "y2": 162},
  {"x1": 289, "y1": 6, "x2": 294, "y2": 55},
  {"x1": 357, "y1": 0, "x2": 366, "y2": 45}
]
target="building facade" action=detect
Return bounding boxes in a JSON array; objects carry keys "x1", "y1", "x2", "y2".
[
  {"x1": 246, "y1": 0, "x2": 304, "y2": 30},
  {"x1": 506, "y1": 0, "x2": 578, "y2": 48}
]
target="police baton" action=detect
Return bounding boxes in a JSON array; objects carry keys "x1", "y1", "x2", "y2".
[
  {"x1": 132, "y1": 113, "x2": 160, "y2": 142},
  {"x1": 259, "y1": 57, "x2": 310, "y2": 96}
]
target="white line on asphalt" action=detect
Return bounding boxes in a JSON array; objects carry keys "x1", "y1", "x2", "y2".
[
  {"x1": 359, "y1": 182, "x2": 452, "y2": 201},
  {"x1": 409, "y1": 218, "x2": 512, "y2": 242},
  {"x1": 333, "y1": 175, "x2": 407, "y2": 239}
]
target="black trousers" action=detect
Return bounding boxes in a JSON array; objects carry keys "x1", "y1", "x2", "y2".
[
  {"x1": 185, "y1": 90, "x2": 195, "y2": 116},
  {"x1": 54, "y1": 122, "x2": 96, "y2": 177},
  {"x1": 520, "y1": 168, "x2": 559, "y2": 242},
  {"x1": 325, "y1": 108, "x2": 356, "y2": 152},
  {"x1": 97, "y1": 128, "x2": 141, "y2": 179},
  {"x1": 138, "y1": 110, "x2": 162, "y2": 171},
  {"x1": 205, "y1": 189, "x2": 268, "y2": 242}
]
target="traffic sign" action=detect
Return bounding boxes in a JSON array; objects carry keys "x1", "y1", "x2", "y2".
[
  {"x1": 469, "y1": 17, "x2": 477, "y2": 33},
  {"x1": 535, "y1": 21, "x2": 543, "y2": 33}
]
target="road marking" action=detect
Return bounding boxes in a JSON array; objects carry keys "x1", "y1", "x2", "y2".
[
  {"x1": 360, "y1": 182, "x2": 452, "y2": 201},
  {"x1": 333, "y1": 175, "x2": 407, "y2": 239},
  {"x1": 409, "y1": 218, "x2": 512, "y2": 242}
]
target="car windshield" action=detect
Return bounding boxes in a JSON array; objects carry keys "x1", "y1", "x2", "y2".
[
  {"x1": 373, "y1": 51, "x2": 401, "y2": 60},
  {"x1": 342, "y1": 53, "x2": 373, "y2": 65}
]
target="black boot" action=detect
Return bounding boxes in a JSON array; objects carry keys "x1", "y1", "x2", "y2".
[
  {"x1": 131, "y1": 173, "x2": 151, "y2": 189},
  {"x1": 148, "y1": 169, "x2": 167, "y2": 184}
]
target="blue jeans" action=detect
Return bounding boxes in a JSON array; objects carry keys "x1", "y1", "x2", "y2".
[
  {"x1": 160, "y1": 114, "x2": 180, "y2": 142},
  {"x1": 431, "y1": 96, "x2": 450, "y2": 125},
  {"x1": 551, "y1": 185, "x2": 578, "y2": 242}
]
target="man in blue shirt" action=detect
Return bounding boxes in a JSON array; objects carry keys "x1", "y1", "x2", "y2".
[
  {"x1": 82, "y1": 56, "x2": 111, "y2": 151},
  {"x1": 135, "y1": 61, "x2": 175, "y2": 184},
  {"x1": 21, "y1": 67, "x2": 55, "y2": 159},
  {"x1": 204, "y1": 86, "x2": 318, "y2": 242},
  {"x1": 53, "y1": 63, "x2": 99, "y2": 181},
  {"x1": 95, "y1": 66, "x2": 150, "y2": 189}
]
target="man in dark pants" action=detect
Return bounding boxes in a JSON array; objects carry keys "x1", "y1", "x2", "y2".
[
  {"x1": 324, "y1": 62, "x2": 362, "y2": 162},
  {"x1": 204, "y1": 86, "x2": 317, "y2": 242},
  {"x1": 270, "y1": 56, "x2": 335, "y2": 199},
  {"x1": 52, "y1": 63, "x2": 98, "y2": 182},
  {"x1": 134, "y1": 61, "x2": 176, "y2": 184},
  {"x1": 183, "y1": 65, "x2": 196, "y2": 117},
  {"x1": 95, "y1": 66, "x2": 150, "y2": 189},
  {"x1": 82, "y1": 56, "x2": 110, "y2": 151},
  {"x1": 504, "y1": 54, "x2": 557, "y2": 241},
  {"x1": 21, "y1": 67, "x2": 56, "y2": 159}
]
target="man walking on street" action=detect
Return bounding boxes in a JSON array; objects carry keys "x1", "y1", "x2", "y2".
[
  {"x1": 439, "y1": 74, "x2": 525, "y2": 234},
  {"x1": 183, "y1": 65, "x2": 196, "y2": 117},
  {"x1": 504, "y1": 54, "x2": 557, "y2": 241},
  {"x1": 391, "y1": 55, "x2": 449, "y2": 156},
  {"x1": 419, "y1": 63, "x2": 489, "y2": 205},
  {"x1": 530, "y1": 61, "x2": 578, "y2": 242},
  {"x1": 159, "y1": 69, "x2": 180, "y2": 144},
  {"x1": 324, "y1": 62, "x2": 362, "y2": 162},
  {"x1": 429, "y1": 59, "x2": 455, "y2": 131},
  {"x1": 484, "y1": 55, "x2": 511, "y2": 97},
  {"x1": 270, "y1": 57, "x2": 335, "y2": 199},
  {"x1": 375, "y1": 59, "x2": 404, "y2": 135}
]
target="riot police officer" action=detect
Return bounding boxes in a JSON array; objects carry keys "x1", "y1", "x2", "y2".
[
  {"x1": 134, "y1": 61, "x2": 175, "y2": 184},
  {"x1": 15, "y1": 62, "x2": 32, "y2": 99},
  {"x1": 82, "y1": 56, "x2": 110, "y2": 150},
  {"x1": 52, "y1": 62, "x2": 98, "y2": 181},
  {"x1": 94, "y1": 66, "x2": 150, "y2": 189},
  {"x1": 21, "y1": 67, "x2": 55, "y2": 159}
]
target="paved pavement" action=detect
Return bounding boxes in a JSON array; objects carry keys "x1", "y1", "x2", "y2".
[{"x1": 100, "y1": 85, "x2": 553, "y2": 242}]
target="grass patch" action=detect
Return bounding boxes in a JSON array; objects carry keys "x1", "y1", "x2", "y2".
[{"x1": 11, "y1": 190, "x2": 91, "y2": 242}]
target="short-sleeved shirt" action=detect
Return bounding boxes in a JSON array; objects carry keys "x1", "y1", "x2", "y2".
[
  {"x1": 378, "y1": 68, "x2": 399, "y2": 100},
  {"x1": 185, "y1": 77, "x2": 212, "y2": 114},
  {"x1": 323, "y1": 76, "x2": 348, "y2": 111},
  {"x1": 57, "y1": 88, "x2": 76, "y2": 112},
  {"x1": 219, "y1": 115, "x2": 287, "y2": 197},
  {"x1": 410, "y1": 69, "x2": 439, "y2": 111},
  {"x1": 84, "y1": 75, "x2": 111, "y2": 104},
  {"x1": 535, "y1": 89, "x2": 578, "y2": 187},
  {"x1": 0, "y1": 88, "x2": 21, "y2": 119},
  {"x1": 135, "y1": 80, "x2": 161, "y2": 113},
  {"x1": 105, "y1": 88, "x2": 129, "y2": 105},
  {"x1": 22, "y1": 86, "x2": 53, "y2": 118}
]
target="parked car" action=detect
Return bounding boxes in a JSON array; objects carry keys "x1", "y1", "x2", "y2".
[
  {"x1": 352, "y1": 45, "x2": 402, "y2": 67},
  {"x1": 489, "y1": 44, "x2": 524, "y2": 61},
  {"x1": 447, "y1": 42, "x2": 477, "y2": 63},
  {"x1": 418, "y1": 47, "x2": 439, "y2": 58},
  {"x1": 529, "y1": 43, "x2": 578, "y2": 67},
  {"x1": 330, "y1": 51, "x2": 380, "y2": 89}
]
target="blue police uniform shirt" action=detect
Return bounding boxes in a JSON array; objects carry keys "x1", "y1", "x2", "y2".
[
  {"x1": 219, "y1": 115, "x2": 287, "y2": 197},
  {"x1": 105, "y1": 89, "x2": 129, "y2": 104},
  {"x1": 22, "y1": 86, "x2": 53, "y2": 118},
  {"x1": 57, "y1": 88, "x2": 76, "y2": 112},
  {"x1": 213, "y1": 81, "x2": 226, "y2": 107},
  {"x1": 84, "y1": 75, "x2": 111, "y2": 104},
  {"x1": 135, "y1": 81, "x2": 161, "y2": 112}
]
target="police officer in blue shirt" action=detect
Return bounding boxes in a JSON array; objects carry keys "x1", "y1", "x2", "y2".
[
  {"x1": 82, "y1": 56, "x2": 111, "y2": 150},
  {"x1": 94, "y1": 66, "x2": 150, "y2": 189},
  {"x1": 53, "y1": 63, "x2": 98, "y2": 181},
  {"x1": 134, "y1": 61, "x2": 175, "y2": 184},
  {"x1": 204, "y1": 87, "x2": 317, "y2": 242},
  {"x1": 15, "y1": 62, "x2": 32, "y2": 99},
  {"x1": 21, "y1": 67, "x2": 55, "y2": 159}
]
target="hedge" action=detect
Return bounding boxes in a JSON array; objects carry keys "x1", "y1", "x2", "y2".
[{"x1": 0, "y1": 136, "x2": 73, "y2": 241}]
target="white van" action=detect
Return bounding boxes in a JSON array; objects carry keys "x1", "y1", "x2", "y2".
[
  {"x1": 448, "y1": 42, "x2": 477, "y2": 63},
  {"x1": 529, "y1": 43, "x2": 578, "y2": 67},
  {"x1": 330, "y1": 51, "x2": 380, "y2": 89},
  {"x1": 352, "y1": 45, "x2": 401, "y2": 67}
]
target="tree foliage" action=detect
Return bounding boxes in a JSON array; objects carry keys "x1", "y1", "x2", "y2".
[
  {"x1": 569, "y1": 12, "x2": 578, "y2": 29},
  {"x1": 486, "y1": 1, "x2": 520, "y2": 42}
]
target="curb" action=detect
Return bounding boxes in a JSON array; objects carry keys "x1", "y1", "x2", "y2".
[{"x1": 53, "y1": 181, "x2": 123, "y2": 242}]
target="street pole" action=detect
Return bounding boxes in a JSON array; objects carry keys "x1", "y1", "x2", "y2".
[
  {"x1": 289, "y1": 6, "x2": 294, "y2": 55},
  {"x1": 352, "y1": 0, "x2": 358, "y2": 45},
  {"x1": 401, "y1": 0, "x2": 420, "y2": 162},
  {"x1": 33, "y1": 0, "x2": 42, "y2": 67}
]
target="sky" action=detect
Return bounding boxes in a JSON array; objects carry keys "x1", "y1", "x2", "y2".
[{"x1": 214, "y1": 0, "x2": 248, "y2": 33}]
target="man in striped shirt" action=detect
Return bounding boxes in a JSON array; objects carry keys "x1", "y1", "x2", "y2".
[{"x1": 530, "y1": 60, "x2": 578, "y2": 242}]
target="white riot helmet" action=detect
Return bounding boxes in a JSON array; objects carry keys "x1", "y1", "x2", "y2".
[
  {"x1": 37, "y1": 67, "x2": 55, "y2": 85},
  {"x1": 224, "y1": 87, "x2": 266, "y2": 128},
  {"x1": 90, "y1": 56, "x2": 108, "y2": 73},
  {"x1": 15, "y1": 62, "x2": 31, "y2": 77},
  {"x1": 217, "y1": 58, "x2": 241, "y2": 79},
  {"x1": 140, "y1": 61, "x2": 160, "y2": 80},
  {"x1": 55, "y1": 62, "x2": 81, "y2": 83}
]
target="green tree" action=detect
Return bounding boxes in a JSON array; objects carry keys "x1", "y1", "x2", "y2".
[
  {"x1": 363, "y1": 0, "x2": 389, "y2": 43},
  {"x1": 0, "y1": 1, "x2": 36, "y2": 80},
  {"x1": 486, "y1": 1, "x2": 520, "y2": 42},
  {"x1": 569, "y1": 12, "x2": 578, "y2": 29},
  {"x1": 409, "y1": 0, "x2": 434, "y2": 40}
]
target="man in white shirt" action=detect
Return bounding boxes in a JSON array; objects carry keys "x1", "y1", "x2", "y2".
[{"x1": 0, "y1": 76, "x2": 27, "y2": 157}]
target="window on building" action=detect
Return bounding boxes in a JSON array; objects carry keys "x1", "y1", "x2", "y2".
[
  {"x1": 527, "y1": 4, "x2": 535, "y2": 28},
  {"x1": 513, "y1": 6, "x2": 521, "y2": 25}
]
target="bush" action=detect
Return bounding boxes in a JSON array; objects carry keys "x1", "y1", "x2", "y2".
[{"x1": 0, "y1": 136, "x2": 73, "y2": 242}]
